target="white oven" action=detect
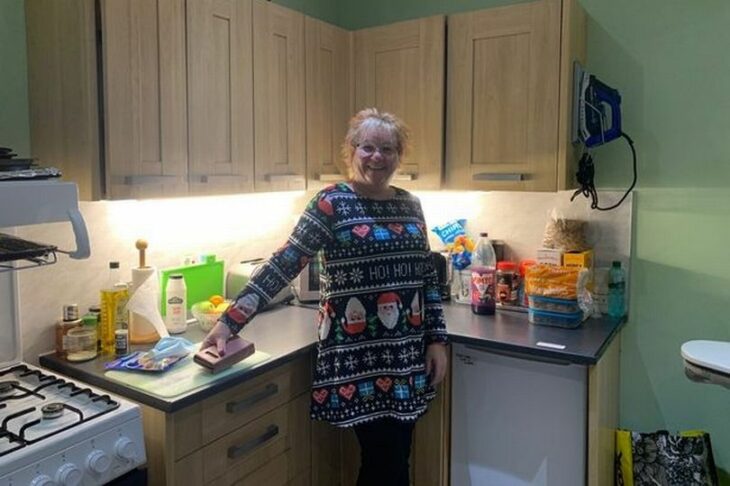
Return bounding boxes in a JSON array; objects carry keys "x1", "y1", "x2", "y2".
[{"x1": 0, "y1": 180, "x2": 146, "y2": 485}]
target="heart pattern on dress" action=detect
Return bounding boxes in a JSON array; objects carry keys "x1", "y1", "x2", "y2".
[
  {"x1": 338, "y1": 384, "x2": 357, "y2": 400},
  {"x1": 388, "y1": 223, "x2": 404, "y2": 234},
  {"x1": 312, "y1": 389, "x2": 329, "y2": 404},
  {"x1": 375, "y1": 377, "x2": 393, "y2": 392},
  {"x1": 352, "y1": 224, "x2": 371, "y2": 238}
]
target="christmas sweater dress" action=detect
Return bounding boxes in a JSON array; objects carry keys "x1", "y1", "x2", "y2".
[{"x1": 221, "y1": 183, "x2": 448, "y2": 427}]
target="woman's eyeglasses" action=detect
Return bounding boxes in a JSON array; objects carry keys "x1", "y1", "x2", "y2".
[{"x1": 356, "y1": 143, "x2": 398, "y2": 158}]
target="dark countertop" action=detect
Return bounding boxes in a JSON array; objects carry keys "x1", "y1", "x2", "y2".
[{"x1": 40, "y1": 302, "x2": 623, "y2": 412}]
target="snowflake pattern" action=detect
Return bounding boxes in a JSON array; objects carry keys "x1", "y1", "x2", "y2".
[
  {"x1": 344, "y1": 355, "x2": 358, "y2": 370},
  {"x1": 333, "y1": 270, "x2": 347, "y2": 285},
  {"x1": 349, "y1": 268, "x2": 364, "y2": 284},
  {"x1": 336, "y1": 202, "x2": 351, "y2": 215},
  {"x1": 362, "y1": 351, "x2": 377, "y2": 367},
  {"x1": 381, "y1": 350, "x2": 394, "y2": 365}
]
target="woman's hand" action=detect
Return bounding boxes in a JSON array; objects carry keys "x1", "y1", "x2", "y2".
[
  {"x1": 425, "y1": 343, "x2": 448, "y2": 386},
  {"x1": 200, "y1": 321, "x2": 233, "y2": 356}
]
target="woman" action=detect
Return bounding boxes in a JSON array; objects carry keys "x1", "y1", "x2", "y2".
[{"x1": 202, "y1": 108, "x2": 448, "y2": 486}]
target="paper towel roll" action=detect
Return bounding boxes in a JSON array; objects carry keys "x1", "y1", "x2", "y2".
[{"x1": 128, "y1": 267, "x2": 168, "y2": 343}]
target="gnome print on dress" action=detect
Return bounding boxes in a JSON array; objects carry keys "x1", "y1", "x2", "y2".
[
  {"x1": 407, "y1": 291, "x2": 422, "y2": 327},
  {"x1": 318, "y1": 301, "x2": 334, "y2": 340},
  {"x1": 343, "y1": 297, "x2": 367, "y2": 335},
  {"x1": 227, "y1": 293, "x2": 260, "y2": 325},
  {"x1": 377, "y1": 292, "x2": 402, "y2": 330}
]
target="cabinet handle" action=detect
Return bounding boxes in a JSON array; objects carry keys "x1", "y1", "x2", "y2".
[
  {"x1": 227, "y1": 424, "x2": 279, "y2": 459},
  {"x1": 226, "y1": 383, "x2": 279, "y2": 414},
  {"x1": 463, "y1": 344, "x2": 572, "y2": 366},
  {"x1": 121, "y1": 175, "x2": 181, "y2": 185},
  {"x1": 392, "y1": 173, "x2": 416, "y2": 181},
  {"x1": 265, "y1": 174, "x2": 305, "y2": 183},
  {"x1": 188, "y1": 174, "x2": 249, "y2": 184},
  {"x1": 317, "y1": 173, "x2": 343, "y2": 182},
  {"x1": 472, "y1": 173, "x2": 525, "y2": 181}
]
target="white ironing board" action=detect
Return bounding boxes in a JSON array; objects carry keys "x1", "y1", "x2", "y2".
[{"x1": 681, "y1": 340, "x2": 730, "y2": 389}]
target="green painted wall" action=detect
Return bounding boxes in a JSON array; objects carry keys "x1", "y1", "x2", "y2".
[
  {"x1": 339, "y1": 0, "x2": 730, "y2": 476},
  {"x1": 273, "y1": 0, "x2": 339, "y2": 24},
  {"x1": 0, "y1": 0, "x2": 30, "y2": 157}
]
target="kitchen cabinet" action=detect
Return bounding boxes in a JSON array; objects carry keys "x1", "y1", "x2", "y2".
[
  {"x1": 252, "y1": 0, "x2": 307, "y2": 193},
  {"x1": 142, "y1": 354, "x2": 312, "y2": 486},
  {"x1": 446, "y1": 0, "x2": 586, "y2": 191},
  {"x1": 101, "y1": 0, "x2": 189, "y2": 200},
  {"x1": 187, "y1": 0, "x2": 255, "y2": 195},
  {"x1": 353, "y1": 16, "x2": 445, "y2": 191},
  {"x1": 305, "y1": 17, "x2": 353, "y2": 189}
]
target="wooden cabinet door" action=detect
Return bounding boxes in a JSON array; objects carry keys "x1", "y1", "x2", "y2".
[
  {"x1": 446, "y1": 0, "x2": 561, "y2": 191},
  {"x1": 353, "y1": 16, "x2": 445, "y2": 191},
  {"x1": 102, "y1": 0, "x2": 188, "y2": 199},
  {"x1": 253, "y1": 0, "x2": 306, "y2": 192},
  {"x1": 305, "y1": 17, "x2": 353, "y2": 190},
  {"x1": 187, "y1": 0, "x2": 255, "y2": 196}
]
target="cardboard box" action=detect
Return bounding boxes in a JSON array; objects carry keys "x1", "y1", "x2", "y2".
[
  {"x1": 563, "y1": 249, "x2": 594, "y2": 269},
  {"x1": 536, "y1": 248, "x2": 563, "y2": 266}
]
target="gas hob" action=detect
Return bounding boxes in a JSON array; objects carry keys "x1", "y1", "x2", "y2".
[{"x1": 0, "y1": 363, "x2": 145, "y2": 485}]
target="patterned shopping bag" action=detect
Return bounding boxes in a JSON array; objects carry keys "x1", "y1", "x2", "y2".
[{"x1": 615, "y1": 429, "x2": 719, "y2": 486}]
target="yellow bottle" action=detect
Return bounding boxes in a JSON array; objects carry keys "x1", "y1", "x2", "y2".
[{"x1": 100, "y1": 262, "x2": 128, "y2": 354}]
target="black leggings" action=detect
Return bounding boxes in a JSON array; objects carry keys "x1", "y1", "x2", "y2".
[{"x1": 353, "y1": 417, "x2": 415, "y2": 486}]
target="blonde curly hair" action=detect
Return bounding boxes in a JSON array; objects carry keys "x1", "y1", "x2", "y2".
[{"x1": 339, "y1": 108, "x2": 411, "y2": 178}]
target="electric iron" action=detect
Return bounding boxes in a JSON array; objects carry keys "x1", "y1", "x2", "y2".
[
  {"x1": 571, "y1": 62, "x2": 636, "y2": 211},
  {"x1": 572, "y1": 62, "x2": 623, "y2": 148}
]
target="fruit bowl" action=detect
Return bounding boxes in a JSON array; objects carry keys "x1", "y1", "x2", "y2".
[{"x1": 191, "y1": 298, "x2": 231, "y2": 332}]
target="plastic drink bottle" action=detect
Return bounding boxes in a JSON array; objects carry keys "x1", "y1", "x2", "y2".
[
  {"x1": 471, "y1": 232, "x2": 497, "y2": 315},
  {"x1": 607, "y1": 261, "x2": 626, "y2": 318}
]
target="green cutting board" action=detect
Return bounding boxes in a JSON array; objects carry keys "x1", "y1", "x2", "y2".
[
  {"x1": 160, "y1": 257, "x2": 224, "y2": 315},
  {"x1": 104, "y1": 349, "x2": 270, "y2": 398}
]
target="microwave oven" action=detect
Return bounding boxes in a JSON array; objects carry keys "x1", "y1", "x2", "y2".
[{"x1": 296, "y1": 252, "x2": 322, "y2": 303}]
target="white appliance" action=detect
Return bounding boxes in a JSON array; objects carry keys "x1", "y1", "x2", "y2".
[
  {"x1": 451, "y1": 343, "x2": 587, "y2": 486},
  {"x1": 0, "y1": 180, "x2": 146, "y2": 485},
  {"x1": 682, "y1": 340, "x2": 730, "y2": 389},
  {"x1": 226, "y1": 258, "x2": 295, "y2": 307}
]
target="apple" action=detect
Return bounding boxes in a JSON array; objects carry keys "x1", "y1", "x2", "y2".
[{"x1": 197, "y1": 301, "x2": 215, "y2": 313}]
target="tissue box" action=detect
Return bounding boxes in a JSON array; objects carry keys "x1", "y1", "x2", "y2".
[
  {"x1": 536, "y1": 248, "x2": 563, "y2": 266},
  {"x1": 563, "y1": 249, "x2": 593, "y2": 269}
]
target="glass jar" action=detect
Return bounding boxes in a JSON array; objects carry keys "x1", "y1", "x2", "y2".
[{"x1": 496, "y1": 261, "x2": 519, "y2": 305}]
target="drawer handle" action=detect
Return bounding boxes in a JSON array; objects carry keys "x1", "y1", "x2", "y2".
[
  {"x1": 227, "y1": 424, "x2": 279, "y2": 460},
  {"x1": 226, "y1": 383, "x2": 279, "y2": 414},
  {"x1": 472, "y1": 172, "x2": 525, "y2": 181}
]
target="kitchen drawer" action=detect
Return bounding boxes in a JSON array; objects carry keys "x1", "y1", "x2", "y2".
[
  {"x1": 174, "y1": 392, "x2": 310, "y2": 485},
  {"x1": 201, "y1": 355, "x2": 311, "y2": 444}
]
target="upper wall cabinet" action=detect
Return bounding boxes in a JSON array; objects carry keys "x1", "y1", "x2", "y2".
[
  {"x1": 446, "y1": 0, "x2": 585, "y2": 191},
  {"x1": 353, "y1": 16, "x2": 445, "y2": 191},
  {"x1": 305, "y1": 18, "x2": 353, "y2": 190},
  {"x1": 253, "y1": 0, "x2": 307, "y2": 192},
  {"x1": 187, "y1": 0, "x2": 255, "y2": 195},
  {"x1": 102, "y1": 0, "x2": 188, "y2": 200}
]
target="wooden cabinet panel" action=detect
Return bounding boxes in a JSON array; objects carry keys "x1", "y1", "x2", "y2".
[
  {"x1": 102, "y1": 0, "x2": 188, "y2": 199},
  {"x1": 446, "y1": 0, "x2": 561, "y2": 191},
  {"x1": 200, "y1": 356, "x2": 310, "y2": 445},
  {"x1": 253, "y1": 0, "x2": 306, "y2": 192},
  {"x1": 25, "y1": 0, "x2": 101, "y2": 201},
  {"x1": 353, "y1": 16, "x2": 445, "y2": 191},
  {"x1": 305, "y1": 17, "x2": 353, "y2": 189},
  {"x1": 187, "y1": 0, "x2": 255, "y2": 196}
]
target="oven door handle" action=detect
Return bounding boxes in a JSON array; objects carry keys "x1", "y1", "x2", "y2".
[
  {"x1": 226, "y1": 383, "x2": 279, "y2": 414},
  {"x1": 227, "y1": 424, "x2": 279, "y2": 459}
]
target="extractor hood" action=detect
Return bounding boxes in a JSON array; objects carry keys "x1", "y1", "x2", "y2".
[{"x1": 0, "y1": 180, "x2": 90, "y2": 270}]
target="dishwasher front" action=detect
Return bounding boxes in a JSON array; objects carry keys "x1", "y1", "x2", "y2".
[{"x1": 451, "y1": 342, "x2": 587, "y2": 486}]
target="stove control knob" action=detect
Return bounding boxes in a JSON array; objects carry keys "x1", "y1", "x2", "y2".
[
  {"x1": 56, "y1": 463, "x2": 83, "y2": 486},
  {"x1": 30, "y1": 475, "x2": 54, "y2": 486},
  {"x1": 87, "y1": 449, "x2": 112, "y2": 474},
  {"x1": 115, "y1": 437, "x2": 137, "y2": 461}
]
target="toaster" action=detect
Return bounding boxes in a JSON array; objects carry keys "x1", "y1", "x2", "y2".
[{"x1": 226, "y1": 259, "x2": 295, "y2": 308}]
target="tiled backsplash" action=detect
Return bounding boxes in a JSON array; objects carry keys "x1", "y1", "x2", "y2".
[{"x1": 13, "y1": 189, "x2": 632, "y2": 362}]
